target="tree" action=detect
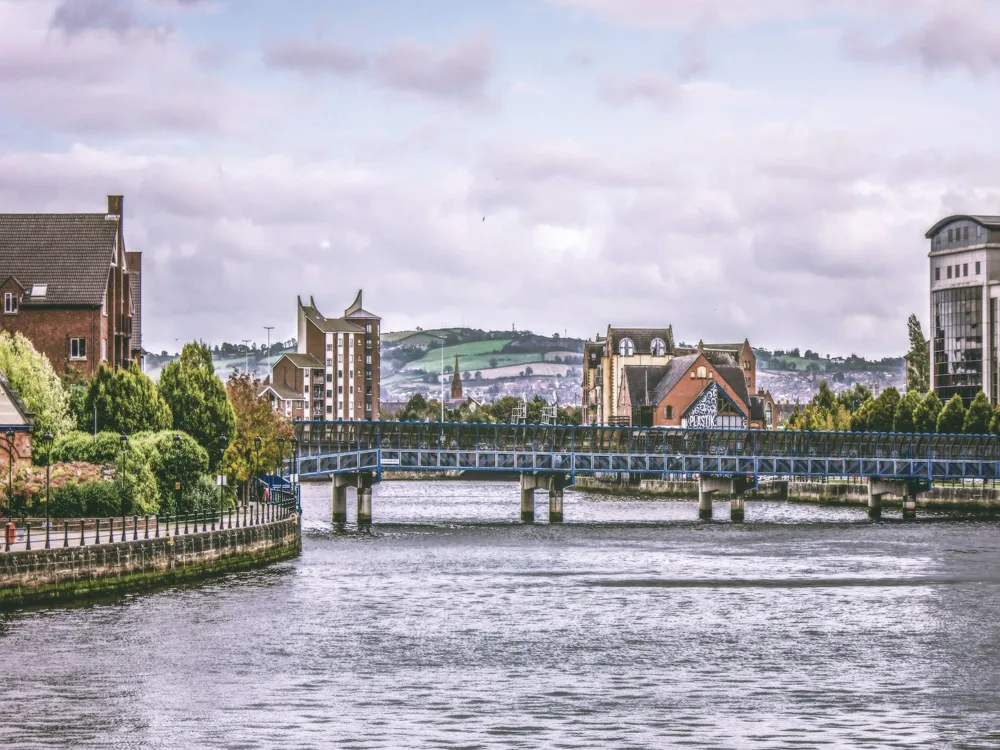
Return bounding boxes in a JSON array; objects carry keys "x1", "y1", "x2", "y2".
[
  {"x1": 838, "y1": 383, "x2": 872, "y2": 413},
  {"x1": 397, "y1": 393, "x2": 430, "y2": 422},
  {"x1": 0, "y1": 331, "x2": 72, "y2": 439},
  {"x1": 222, "y1": 371, "x2": 293, "y2": 495},
  {"x1": 913, "y1": 391, "x2": 942, "y2": 433},
  {"x1": 158, "y1": 342, "x2": 237, "y2": 470},
  {"x1": 474, "y1": 371, "x2": 482, "y2": 380},
  {"x1": 83, "y1": 363, "x2": 172, "y2": 435},
  {"x1": 905, "y1": 314, "x2": 930, "y2": 394},
  {"x1": 990, "y1": 406, "x2": 1000, "y2": 436},
  {"x1": 892, "y1": 391, "x2": 920, "y2": 433},
  {"x1": 488, "y1": 358, "x2": 499, "y2": 369},
  {"x1": 937, "y1": 394, "x2": 966, "y2": 434},
  {"x1": 524, "y1": 366, "x2": 534, "y2": 377},
  {"x1": 850, "y1": 398, "x2": 874, "y2": 431},
  {"x1": 868, "y1": 388, "x2": 900, "y2": 432},
  {"x1": 964, "y1": 391, "x2": 992, "y2": 434}
]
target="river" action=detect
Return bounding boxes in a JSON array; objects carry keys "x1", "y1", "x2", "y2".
[{"x1": 2, "y1": 480, "x2": 1000, "y2": 749}]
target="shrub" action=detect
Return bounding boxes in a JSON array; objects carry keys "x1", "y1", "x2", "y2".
[{"x1": 49, "y1": 480, "x2": 121, "y2": 518}]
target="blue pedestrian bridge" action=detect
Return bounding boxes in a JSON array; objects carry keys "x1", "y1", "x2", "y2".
[
  {"x1": 291, "y1": 421, "x2": 999, "y2": 483},
  {"x1": 289, "y1": 421, "x2": 997, "y2": 523}
]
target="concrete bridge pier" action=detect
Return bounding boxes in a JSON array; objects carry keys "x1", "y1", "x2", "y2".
[
  {"x1": 547, "y1": 475, "x2": 571, "y2": 524},
  {"x1": 520, "y1": 474, "x2": 543, "y2": 523},
  {"x1": 868, "y1": 479, "x2": 923, "y2": 520},
  {"x1": 698, "y1": 476, "x2": 753, "y2": 522},
  {"x1": 332, "y1": 475, "x2": 351, "y2": 528},
  {"x1": 357, "y1": 473, "x2": 374, "y2": 528}
]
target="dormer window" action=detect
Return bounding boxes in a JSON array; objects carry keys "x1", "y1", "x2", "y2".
[
  {"x1": 3, "y1": 293, "x2": 17, "y2": 314},
  {"x1": 31, "y1": 283, "x2": 47, "y2": 298},
  {"x1": 618, "y1": 338, "x2": 635, "y2": 357},
  {"x1": 650, "y1": 338, "x2": 667, "y2": 356}
]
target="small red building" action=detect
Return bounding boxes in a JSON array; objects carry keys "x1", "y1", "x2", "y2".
[{"x1": 0, "y1": 195, "x2": 143, "y2": 375}]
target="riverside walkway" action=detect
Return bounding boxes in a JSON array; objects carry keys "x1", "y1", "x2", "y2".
[{"x1": 292, "y1": 421, "x2": 1000, "y2": 522}]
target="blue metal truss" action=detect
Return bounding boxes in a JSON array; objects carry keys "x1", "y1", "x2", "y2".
[{"x1": 289, "y1": 420, "x2": 1000, "y2": 483}]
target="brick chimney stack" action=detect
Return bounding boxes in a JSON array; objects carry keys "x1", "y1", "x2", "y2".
[{"x1": 107, "y1": 195, "x2": 123, "y2": 219}]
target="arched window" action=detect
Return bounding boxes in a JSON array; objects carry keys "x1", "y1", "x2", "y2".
[
  {"x1": 765, "y1": 403, "x2": 773, "y2": 425},
  {"x1": 618, "y1": 338, "x2": 635, "y2": 357},
  {"x1": 696, "y1": 366, "x2": 707, "y2": 379},
  {"x1": 650, "y1": 338, "x2": 667, "y2": 356}
]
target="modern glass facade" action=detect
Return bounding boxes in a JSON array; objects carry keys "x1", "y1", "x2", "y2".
[{"x1": 933, "y1": 286, "x2": 983, "y2": 404}]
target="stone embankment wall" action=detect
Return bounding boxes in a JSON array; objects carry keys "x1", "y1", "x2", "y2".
[
  {"x1": 0, "y1": 516, "x2": 301, "y2": 607},
  {"x1": 572, "y1": 476, "x2": 1000, "y2": 511}
]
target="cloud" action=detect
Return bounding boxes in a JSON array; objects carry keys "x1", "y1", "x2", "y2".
[
  {"x1": 843, "y1": 4, "x2": 1000, "y2": 75},
  {"x1": 263, "y1": 33, "x2": 495, "y2": 104},
  {"x1": 50, "y1": 0, "x2": 136, "y2": 36},
  {"x1": 599, "y1": 71, "x2": 680, "y2": 106}
]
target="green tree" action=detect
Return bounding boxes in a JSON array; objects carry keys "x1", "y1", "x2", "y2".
[
  {"x1": 905, "y1": 314, "x2": 930, "y2": 394},
  {"x1": 837, "y1": 383, "x2": 872, "y2": 413},
  {"x1": 0, "y1": 331, "x2": 72, "y2": 439},
  {"x1": 84, "y1": 363, "x2": 172, "y2": 435},
  {"x1": 222, "y1": 371, "x2": 293, "y2": 497},
  {"x1": 849, "y1": 397, "x2": 874, "y2": 431},
  {"x1": 936, "y1": 394, "x2": 966, "y2": 434},
  {"x1": 913, "y1": 391, "x2": 943, "y2": 433},
  {"x1": 868, "y1": 388, "x2": 900, "y2": 432},
  {"x1": 892, "y1": 391, "x2": 920, "y2": 433},
  {"x1": 963, "y1": 391, "x2": 992, "y2": 434},
  {"x1": 814, "y1": 380, "x2": 837, "y2": 412},
  {"x1": 989, "y1": 406, "x2": 1000, "y2": 436},
  {"x1": 158, "y1": 342, "x2": 236, "y2": 470}
]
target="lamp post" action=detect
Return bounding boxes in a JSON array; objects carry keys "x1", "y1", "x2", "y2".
[
  {"x1": 218, "y1": 434, "x2": 228, "y2": 524},
  {"x1": 290, "y1": 437, "x2": 299, "y2": 515},
  {"x1": 120, "y1": 433, "x2": 129, "y2": 542},
  {"x1": 43, "y1": 432, "x2": 53, "y2": 549},
  {"x1": 5, "y1": 431, "x2": 13, "y2": 520},
  {"x1": 173, "y1": 434, "x2": 182, "y2": 515},
  {"x1": 253, "y1": 435, "x2": 261, "y2": 507}
]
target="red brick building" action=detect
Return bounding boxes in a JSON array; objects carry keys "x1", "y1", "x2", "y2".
[
  {"x1": 261, "y1": 291, "x2": 380, "y2": 421},
  {"x1": 617, "y1": 343, "x2": 777, "y2": 430},
  {"x1": 0, "y1": 195, "x2": 143, "y2": 375}
]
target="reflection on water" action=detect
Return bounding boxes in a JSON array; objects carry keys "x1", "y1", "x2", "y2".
[{"x1": 2, "y1": 480, "x2": 1000, "y2": 749}]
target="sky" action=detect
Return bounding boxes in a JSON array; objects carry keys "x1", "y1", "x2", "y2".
[{"x1": 2, "y1": 0, "x2": 999, "y2": 357}]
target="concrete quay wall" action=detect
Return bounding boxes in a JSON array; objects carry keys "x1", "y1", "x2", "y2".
[{"x1": 0, "y1": 516, "x2": 301, "y2": 608}]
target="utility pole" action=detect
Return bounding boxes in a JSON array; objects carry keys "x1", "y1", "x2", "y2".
[
  {"x1": 440, "y1": 339, "x2": 445, "y2": 423},
  {"x1": 241, "y1": 339, "x2": 251, "y2": 375},
  {"x1": 264, "y1": 326, "x2": 274, "y2": 377}
]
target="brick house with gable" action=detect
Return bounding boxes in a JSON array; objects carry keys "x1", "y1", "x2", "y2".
[
  {"x1": 617, "y1": 344, "x2": 777, "y2": 429},
  {"x1": 0, "y1": 195, "x2": 142, "y2": 375}
]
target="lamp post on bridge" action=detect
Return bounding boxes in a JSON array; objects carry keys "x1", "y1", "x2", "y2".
[
  {"x1": 218, "y1": 434, "x2": 228, "y2": 524},
  {"x1": 42, "y1": 432, "x2": 53, "y2": 549},
  {"x1": 5, "y1": 430, "x2": 13, "y2": 520},
  {"x1": 120, "y1": 433, "x2": 129, "y2": 542},
  {"x1": 253, "y1": 435, "x2": 261, "y2": 508}
]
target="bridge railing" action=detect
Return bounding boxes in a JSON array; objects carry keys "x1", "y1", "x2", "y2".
[{"x1": 291, "y1": 420, "x2": 1000, "y2": 463}]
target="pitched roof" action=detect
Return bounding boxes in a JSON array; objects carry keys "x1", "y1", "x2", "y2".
[
  {"x1": 608, "y1": 327, "x2": 674, "y2": 355},
  {"x1": 703, "y1": 350, "x2": 737, "y2": 367},
  {"x1": 715, "y1": 364, "x2": 751, "y2": 405},
  {"x1": 0, "y1": 213, "x2": 118, "y2": 307},
  {"x1": 300, "y1": 300, "x2": 365, "y2": 334},
  {"x1": 703, "y1": 343, "x2": 746, "y2": 354},
  {"x1": 651, "y1": 354, "x2": 699, "y2": 403},
  {"x1": 277, "y1": 353, "x2": 323, "y2": 369},
  {"x1": 622, "y1": 365, "x2": 670, "y2": 407},
  {"x1": 344, "y1": 289, "x2": 380, "y2": 320},
  {"x1": 0, "y1": 370, "x2": 33, "y2": 427},
  {"x1": 259, "y1": 383, "x2": 305, "y2": 402}
]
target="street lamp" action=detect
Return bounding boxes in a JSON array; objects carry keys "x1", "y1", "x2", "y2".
[
  {"x1": 277, "y1": 436, "x2": 286, "y2": 476},
  {"x1": 173, "y1": 434, "x2": 182, "y2": 515},
  {"x1": 42, "y1": 432, "x2": 53, "y2": 549},
  {"x1": 253, "y1": 435, "x2": 261, "y2": 506},
  {"x1": 218, "y1": 434, "x2": 228, "y2": 524},
  {"x1": 290, "y1": 437, "x2": 299, "y2": 516},
  {"x1": 5, "y1": 431, "x2": 13, "y2": 520},
  {"x1": 120, "y1": 433, "x2": 129, "y2": 542}
]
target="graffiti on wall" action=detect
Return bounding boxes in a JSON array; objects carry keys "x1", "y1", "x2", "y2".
[{"x1": 684, "y1": 383, "x2": 747, "y2": 430}]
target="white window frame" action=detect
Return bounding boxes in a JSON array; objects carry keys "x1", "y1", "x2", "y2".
[
  {"x1": 3, "y1": 293, "x2": 17, "y2": 314},
  {"x1": 101, "y1": 338, "x2": 107, "y2": 362},
  {"x1": 70, "y1": 338, "x2": 87, "y2": 361},
  {"x1": 619, "y1": 338, "x2": 635, "y2": 357}
]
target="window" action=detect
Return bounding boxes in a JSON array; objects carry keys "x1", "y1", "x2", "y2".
[
  {"x1": 665, "y1": 405, "x2": 673, "y2": 419},
  {"x1": 338, "y1": 353, "x2": 344, "y2": 363},
  {"x1": 933, "y1": 284, "x2": 984, "y2": 405},
  {"x1": 743, "y1": 361, "x2": 751, "y2": 371},
  {"x1": 326, "y1": 390, "x2": 332, "y2": 398},
  {"x1": 31, "y1": 283, "x2": 47, "y2": 298},
  {"x1": 350, "y1": 386, "x2": 354, "y2": 394},
  {"x1": 935, "y1": 267, "x2": 940, "y2": 281},
  {"x1": 102, "y1": 294, "x2": 107, "y2": 317},
  {"x1": 327, "y1": 406, "x2": 333, "y2": 414},
  {"x1": 366, "y1": 324, "x2": 372, "y2": 333},
  {"x1": 650, "y1": 338, "x2": 667, "y2": 356},
  {"x1": 696, "y1": 366, "x2": 708, "y2": 379},
  {"x1": 618, "y1": 338, "x2": 635, "y2": 356},
  {"x1": 366, "y1": 355, "x2": 372, "y2": 364},
  {"x1": 338, "y1": 386, "x2": 343, "y2": 394},
  {"x1": 964, "y1": 226, "x2": 970, "y2": 241},
  {"x1": 976, "y1": 261, "x2": 981, "y2": 275},
  {"x1": 948, "y1": 266, "x2": 953, "y2": 279},
  {"x1": 948, "y1": 228, "x2": 954, "y2": 242},
  {"x1": 326, "y1": 373, "x2": 332, "y2": 382},
  {"x1": 326, "y1": 344, "x2": 333, "y2": 352},
  {"x1": 979, "y1": 226, "x2": 985, "y2": 239},
  {"x1": 3, "y1": 293, "x2": 17, "y2": 314},
  {"x1": 69, "y1": 338, "x2": 87, "y2": 360},
  {"x1": 338, "y1": 370, "x2": 343, "y2": 378},
  {"x1": 964, "y1": 263, "x2": 969, "y2": 277},
  {"x1": 101, "y1": 338, "x2": 107, "y2": 362},
  {"x1": 326, "y1": 358, "x2": 333, "y2": 366},
  {"x1": 765, "y1": 403, "x2": 773, "y2": 425}
]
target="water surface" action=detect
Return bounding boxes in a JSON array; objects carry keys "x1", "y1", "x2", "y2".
[{"x1": 2, "y1": 481, "x2": 1000, "y2": 749}]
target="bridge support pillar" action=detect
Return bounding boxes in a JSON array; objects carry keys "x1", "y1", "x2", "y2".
[
  {"x1": 869, "y1": 479, "x2": 924, "y2": 520},
  {"x1": 731, "y1": 494, "x2": 745, "y2": 523},
  {"x1": 902, "y1": 488, "x2": 918, "y2": 520},
  {"x1": 520, "y1": 475, "x2": 543, "y2": 524},
  {"x1": 547, "y1": 475, "x2": 570, "y2": 523},
  {"x1": 357, "y1": 473, "x2": 374, "y2": 528},
  {"x1": 332, "y1": 474, "x2": 351, "y2": 528},
  {"x1": 699, "y1": 476, "x2": 752, "y2": 522}
]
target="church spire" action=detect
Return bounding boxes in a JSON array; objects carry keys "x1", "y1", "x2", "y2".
[{"x1": 450, "y1": 354, "x2": 463, "y2": 400}]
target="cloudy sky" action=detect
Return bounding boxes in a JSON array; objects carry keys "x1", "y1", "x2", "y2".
[{"x1": 2, "y1": 0, "x2": 998, "y2": 356}]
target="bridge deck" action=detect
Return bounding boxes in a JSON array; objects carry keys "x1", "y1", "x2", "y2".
[{"x1": 289, "y1": 421, "x2": 1000, "y2": 482}]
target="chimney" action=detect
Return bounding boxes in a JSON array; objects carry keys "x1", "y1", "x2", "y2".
[{"x1": 107, "y1": 195, "x2": 123, "y2": 217}]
